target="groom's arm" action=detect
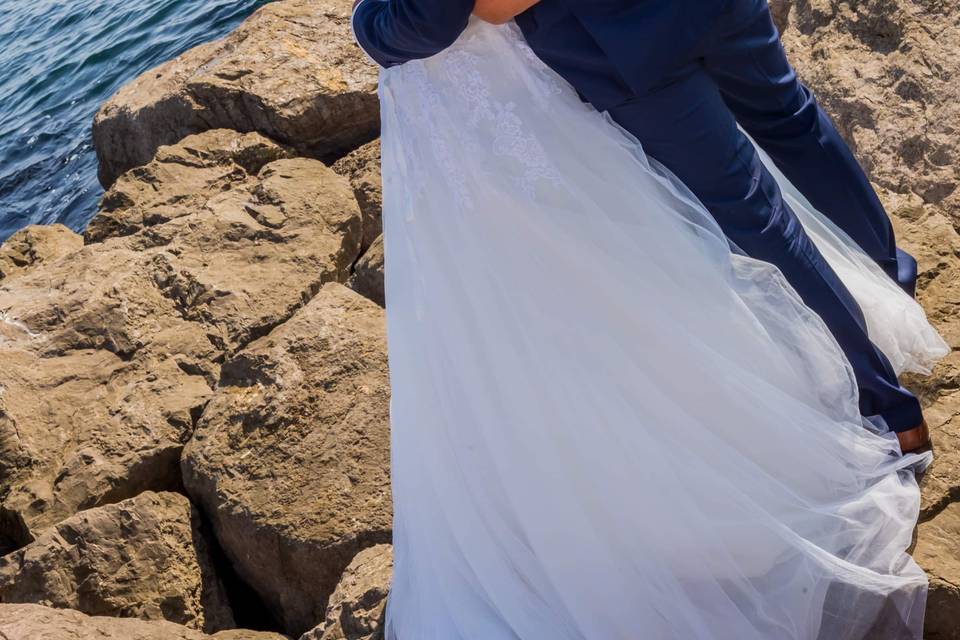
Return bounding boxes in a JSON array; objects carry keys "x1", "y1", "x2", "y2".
[
  {"x1": 473, "y1": 0, "x2": 541, "y2": 25},
  {"x1": 351, "y1": 0, "x2": 476, "y2": 68}
]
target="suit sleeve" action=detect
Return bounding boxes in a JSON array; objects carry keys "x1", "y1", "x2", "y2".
[{"x1": 351, "y1": 0, "x2": 475, "y2": 68}]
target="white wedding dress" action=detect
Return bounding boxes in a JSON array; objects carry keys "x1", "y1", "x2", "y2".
[{"x1": 378, "y1": 19, "x2": 948, "y2": 640}]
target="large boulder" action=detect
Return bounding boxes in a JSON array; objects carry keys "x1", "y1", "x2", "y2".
[
  {"x1": 0, "y1": 491, "x2": 233, "y2": 632},
  {"x1": 183, "y1": 283, "x2": 392, "y2": 636},
  {"x1": 778, "y1": 0, "x2": 959, "y2": 226},
  {"x1": 0, "y1": 336, "x2": 211, "y2": 548},
  {"x1": 300, "y1": 545, "x2": 392, "y2": 640},
  {"x1": 0, "y1": 129, "x2": 364, "y2": 544},
  {"x1": 87, "y1": 129, "x2": 363, "y2": 353},
  {"x1": 0, "y1": 224, "x2": 83, "y2": 282},
  {"x1": 0, "y1": 250, "x2": 218, "y2": 543},
  {"x1": 86, "y1": 129, "x2": 291, "y2": 244},
  {"x1": 0, "y1": 603, "x2": 289, "y2": 640},
  {"x1": 93, "y1": 0, "x2": 379, "y2": 187}
]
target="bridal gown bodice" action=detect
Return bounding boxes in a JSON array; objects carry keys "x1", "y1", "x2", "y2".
[{"x1": 378, "y1": 19, "x2": 944, "y2": 639}]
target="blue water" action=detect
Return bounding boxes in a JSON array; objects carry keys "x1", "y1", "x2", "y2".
[{"x1": 0, "y1": 0, "x2": 275, "y2": 243}]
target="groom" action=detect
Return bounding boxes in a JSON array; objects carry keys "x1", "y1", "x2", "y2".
[{"x1": 351, "y1": 0, "x2": 931, "y2": 452}]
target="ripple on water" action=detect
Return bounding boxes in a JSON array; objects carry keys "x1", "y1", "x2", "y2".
[{"x1": 0, "y1": 0, "x2": 275, "y2": 242}]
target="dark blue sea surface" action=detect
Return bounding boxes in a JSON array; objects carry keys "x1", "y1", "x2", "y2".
[{"x1": 0, "y1": 0, "x2": 274, "y2": 242}]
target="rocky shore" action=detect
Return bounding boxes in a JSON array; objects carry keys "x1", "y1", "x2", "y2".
[{"x1": 0, "y1": 0, "x2": 957, "y2": 637}]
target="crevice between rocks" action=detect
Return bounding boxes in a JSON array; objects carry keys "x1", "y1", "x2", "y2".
[
  {"x1": 0, "y1": 507, "x2": 32, "y2": 555},
  {"x1": 192, "y1": 504, "x2": 284, "y2": 634}
]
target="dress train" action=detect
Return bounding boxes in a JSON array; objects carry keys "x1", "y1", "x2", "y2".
[{"x1": 379, "y1": 20, "x2": 944, "y2": 639}]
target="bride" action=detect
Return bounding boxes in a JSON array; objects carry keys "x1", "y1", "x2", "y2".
[{"x1": 363, "y1": 7, "x2": 949, "y2": 640}]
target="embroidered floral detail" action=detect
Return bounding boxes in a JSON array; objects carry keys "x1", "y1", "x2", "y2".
[
  {"x1": 441, "y1": 45, "x2": 562, "y2": 200},
  {"x1": 383, "y1": 22, "x2": 569, "y2": 210},
  {"x1": 402, "y1": 61, "x2": 475, "y2": 211}
]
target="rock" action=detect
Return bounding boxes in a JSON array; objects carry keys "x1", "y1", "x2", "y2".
[
  {"x1": 183, "y1": 284, "x2": 392, "y2": 636},
  {"x1": 779, "y1": 0, "x2": 959, "y2": 226},
  {"x1": 213, "y1": 631, "x2": 292, "y2": 640},
  {"x1": 93, "y1": 0, "x2": 379, "y2": 187},
  {"x1": 300, "y1": 544, "x2": 391, "y2": 640},
  {"x1": 0, "y1": 491, "x2": 233, "y2": 632},
  {"x1": 913, "y1": 502, "x2": 960, "y2": 640},
  {"x1": 0, "y1": 129, "x2": 363, "y2": 544},
  {"x1": 88, "y1": 129, "x2": 363, "y2": 353},
  {"x1": 87, "y1": 129, "x2": 291, "y2": 243},
  {"x1": 347, "y1": 235, "x2": 384, "y2": 307},
  {"x1": 332, "y1": 140, "x2": 382, "y2": 253},
  {"x1": 0, "y1": 603, "x2": 212, "y2": 639},
  {"x1": 0, "y1": 603, "x2": 287, "y2": 640},
  {"x1": 0, "y1": 321, "x2": 212, "y2": 544},
  {"x1": 0, "y1": 224, "x2": 83, "y2": 282}
]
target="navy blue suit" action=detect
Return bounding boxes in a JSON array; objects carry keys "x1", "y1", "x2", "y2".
[{"x1": 353, "y1": 0, "x2": 923, "y2": 432}]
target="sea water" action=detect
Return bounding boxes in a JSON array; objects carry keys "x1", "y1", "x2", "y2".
[{"x1": 0, "y1": 0, "x2": 274, "y2": 242}]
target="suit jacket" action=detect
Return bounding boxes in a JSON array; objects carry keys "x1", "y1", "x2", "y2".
[{"x1": 352, "y1": 0, "x2": 732, "y2": 111}]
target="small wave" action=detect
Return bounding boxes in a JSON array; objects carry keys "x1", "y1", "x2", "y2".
[{"x1": 0, "y1": 0, "x2": 275, "y2": 242}]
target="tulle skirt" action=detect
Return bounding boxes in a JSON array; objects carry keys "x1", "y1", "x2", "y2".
[
  {"x1": 379, "y1": 20, "x2": 946, "y2": 639},
  {"x1": 751, "y1": 137, "x2": 948, "y2": 376}
]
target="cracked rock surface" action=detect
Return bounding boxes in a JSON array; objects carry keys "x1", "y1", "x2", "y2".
[
  {"x1": 0, "y1": 128, "x2": 362, "y2": 544},
  {"x1": 183, "y1": 283, "x2": 392, "y2": 636},
  {"x1": 0, "y1": 491, "x2": 234, "y2": 632},
  {"x1": 92, "y1": 0, "x2": 379, "y2": 188},
  {"x1": 299, "y1": 544, "x2": 392, "y2": 640}
]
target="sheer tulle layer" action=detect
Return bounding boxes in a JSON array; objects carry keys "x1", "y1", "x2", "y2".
[
  {"x1": 750, "y1": 138, "x2": 949, "y2": 376},
  {"x1": 380, "y1": 21, "x2": 937, "y2": 639}
]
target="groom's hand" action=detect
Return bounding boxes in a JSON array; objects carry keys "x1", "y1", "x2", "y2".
[
  {"x1": 473, "y1": 0, "x2": 541, "y2": 24},
  {"x1": 897, "y1": 420, "x2": 932, "y2": 455}
]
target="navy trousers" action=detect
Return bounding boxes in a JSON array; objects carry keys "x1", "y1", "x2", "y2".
[{"x1": 601, "y1": 1, "x2": 921, "y2": 431}]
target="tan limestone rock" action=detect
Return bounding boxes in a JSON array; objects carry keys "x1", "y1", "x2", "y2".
[{"x1": 183, "y1": 284, "x2": 391, "y2": 635}]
